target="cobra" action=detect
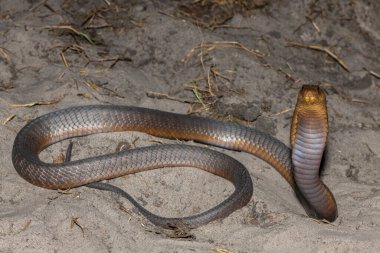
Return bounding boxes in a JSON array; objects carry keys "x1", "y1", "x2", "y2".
[{"x1": 12, "y1": 85, "x2": 337, "y2": 228}]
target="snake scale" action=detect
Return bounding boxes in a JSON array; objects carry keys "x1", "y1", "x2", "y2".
[{"x1": 12, "y1": 85, "x2": 337, "y2": 228}]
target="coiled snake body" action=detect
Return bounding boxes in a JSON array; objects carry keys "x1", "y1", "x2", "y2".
[{"x1": 12, "y1": 85, "x2": 337, "y2": 228}]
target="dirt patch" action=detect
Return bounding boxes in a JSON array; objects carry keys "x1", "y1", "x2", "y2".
[{"x1": 1, "y1": 0, "x2": 379, "y2": 252}]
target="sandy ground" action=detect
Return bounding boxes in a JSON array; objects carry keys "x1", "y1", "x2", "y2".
[{"x1": 1, "y1": 0, "x2": 380, "y2": 252}]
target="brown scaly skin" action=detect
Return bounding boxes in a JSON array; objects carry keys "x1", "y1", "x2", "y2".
[
  {"x1": 291, "y1": 85, "x2": 328, "y2": 147},
  {"x1": 12, "y1": 85, "x2": 337, "y2": 228},
  {"x1": 291, "y1": 85, "x2": 337, "y2": 222}
]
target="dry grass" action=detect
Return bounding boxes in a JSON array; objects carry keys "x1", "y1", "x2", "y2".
[{"x1": 183, "y1": 41, "x2": 265, "y2": 62}]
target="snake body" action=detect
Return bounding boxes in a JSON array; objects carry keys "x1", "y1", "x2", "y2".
[
  {"x1": 291, "y1": 85, "x2": 337, "y2": 221},
  {"x1": 12, "y1": 85, "x2": 337, "y2": 228}
]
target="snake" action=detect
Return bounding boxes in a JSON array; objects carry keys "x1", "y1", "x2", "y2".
[{"x1": 12, "y1": 85, "x2": 337, "y2": 229}]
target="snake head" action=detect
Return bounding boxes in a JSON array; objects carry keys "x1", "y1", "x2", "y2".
[
  {"x1": 297, "y1": 85, "x2": 326, "y2": 105},
  {"x1": 291, "y1": 85, "x2": 328, "y2": 147}
]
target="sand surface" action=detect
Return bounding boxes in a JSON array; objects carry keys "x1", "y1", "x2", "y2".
[{"x1": 1, "y1": 1, "x2": 379, "y2": 252}]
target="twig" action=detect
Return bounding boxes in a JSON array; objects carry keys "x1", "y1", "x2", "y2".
[
  {"x1": 339, "y1": 95, "x2": 371, "y2": 104},
  {"x1": 348, "y1": 98, "x2": 371, "y2": 104},
  {"x1": 211, "y1": 247, "x2": 233, "y2": 253},
  {"x1": 43, "y1": 25, "x2": 97, "y2": 45},
  {"x1": 77, "y1": 93, "x2": 93, "y2": 99},
  {"x1": 367, "y1": 69, "x2": 380, "y2": 79},
  {"x1": 57, "y1": 189, "x2": 73, "y2": 194},
  {"x1": 188, "y1": 84, "x2": 209, "y2": 110},
  {"x1": 84, "y1": 80, "x2": 102, "y2": 91},
  {"x1": 9, "y1": 98, "x2": 61, "y2": 108},
  {"x1": 309, "y1": 217, "x2": 337, "y2": 226},
  {"x1": 277, "y1": 68, "x2": 301, "y2": 84},
  {"x1": 286, "y1": 41, "x2": 349, "y2": 72},
  {"x1": 305, "y1": 0, "x2": 321, "y2": 33},
  {"x1": 29, "y1": 0, "x2": 47, "y2": 11},
  {"x1": 306, "y1": 16, "x2": 321, "y2": 33},
  {"x1": 79, "y1": 68, "x2": 108, "y2": 75},
  {"x1": 0, "y1": 47, "x2": 11, "y2": 61},
  {"x1": 146, "y1": 91, "x2": 189, "y2": 103},
  {"x1": 84, "y1": 80, "x2": 124, "y2": 98},
  {"x1": 2, "y1": 114, "x2": 16, "y2": 125},
  {"x1": 60, "y1": 44, "x2": 89, "y2": 68},
  {"x1": 71, "y1": 217, "x2": 84, "y2": 236},
  {"x1": 102, "y1": 0, "x2": 111, "y2": 6},
  {"x1": 274, "y1": 108, "x2": 292, "y2": 116},
  {"x1": 60, "y1": 51, "x2": 69, "y2": 67},
  {"x1": 119, "y1": 203, "x2": 147, "y2": 227}
]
